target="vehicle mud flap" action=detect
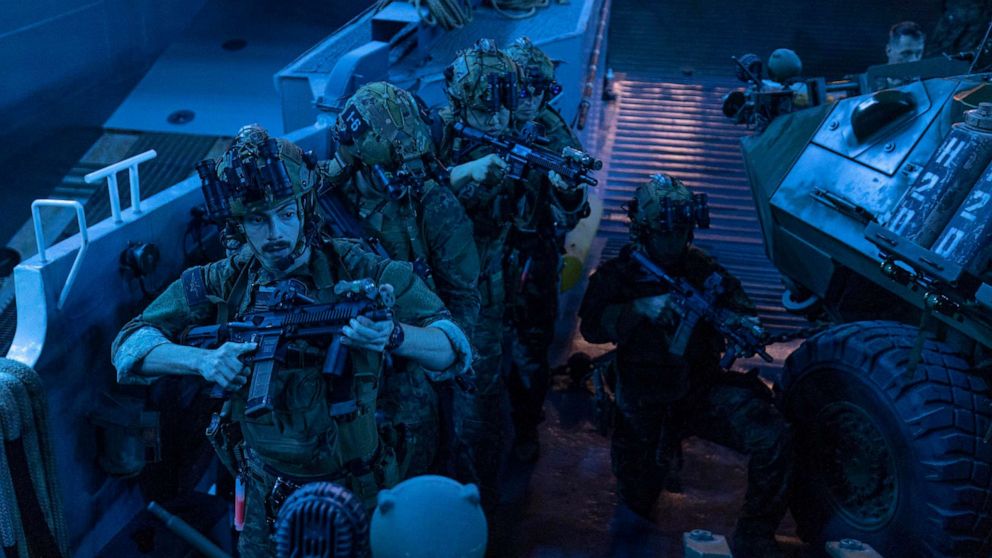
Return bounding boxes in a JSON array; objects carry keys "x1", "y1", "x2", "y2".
[
  {"x1": 781, "y1": 321, "x2": 992, "y2": 557},
  {"x1": 0, "y1": 358, "x2": 68, "y2": 558}
]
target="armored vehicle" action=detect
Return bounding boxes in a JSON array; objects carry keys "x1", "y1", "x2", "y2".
[{"x1": 740, "y1": 68, "x2": 992, "y2": 556}]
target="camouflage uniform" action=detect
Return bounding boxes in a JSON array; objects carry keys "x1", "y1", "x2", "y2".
[
  {"x1": 578, "y1": 175, "x2": 791, "y2": 553},
  {"x1": 433, "y1": 39, "x2": 523, "y2": 510},
  {"x1": 322, "y1": 82, "x2": 481, "y2": 479},
  {"x1": 111, "y1": 130, "x2": 471, "y2": 557},
  {"x1": 503, "y1": 37, "x2": 590, "y2": 458}
]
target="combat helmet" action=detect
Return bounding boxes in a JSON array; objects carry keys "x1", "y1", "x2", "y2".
[
  {"x1": 627, "y1": 173, "x2": 710, "y2": 242},
  {"x1": 505, "y1": 36, "x2": 561, "y2": 105},
  {"x1": 195, "y1": 124, "x2": 323, "y2": 259},
  {"x1": 336, "y1": 82, "x2": 435, "y2": 171},
  {"x1": 767, "y1": 48, "x2": 802, "y2": 83},
  {"x1": 443, "y1": 38, "x2": 521, "y2": 116}
]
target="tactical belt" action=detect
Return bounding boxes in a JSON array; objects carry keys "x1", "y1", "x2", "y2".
[
  {"x1": 244, "y1": 444, "x2": 384, "y2": 487},
  {"x1": 244, "y1": 445, "x2": 385, "y2": 525}
]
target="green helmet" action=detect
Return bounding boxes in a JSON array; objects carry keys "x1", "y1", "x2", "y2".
[
  {"x1": 198, "y1": 124, "x2": 319, "y2": 220},
  {"x1": 767, "y1": 48, "x2": 802, "y2": 82},
  {"x1": 196, "y1": 124, "x2": 322, "y2": 261},
  {"x1": 505, "y1": 36, "x2": 561, "y2": 101},
  {"x1": 627, "y1": 173, "x2": 710, "y2": 240},
  {"x1": 443, "y1": 38, "x2": 520, "y2": 115},
  {"x1": 335, "y1": 82, "x2": 435, "y2": 170}
]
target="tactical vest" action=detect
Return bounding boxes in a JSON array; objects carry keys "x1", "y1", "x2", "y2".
[
  {"x1": 211, "y1": 246, "x2": 398, "y2": 504},
  {"x1": 346, "y1": 172, "x2": 438, "y2": 294}
]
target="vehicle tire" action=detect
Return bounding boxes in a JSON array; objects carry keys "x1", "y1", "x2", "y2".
[{"x1": 781, "y1": 321, "x2": 992, "y2": 557}]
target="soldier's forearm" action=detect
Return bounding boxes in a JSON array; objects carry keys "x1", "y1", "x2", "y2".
[
  {"x1": 142, "y1": 343, "x2": 208, "y2": 378},
  {"x1": 392, "y1": 324, "x2": 457, "y2": 371},
  {"x1": 448, "y1": 164, "x2": 476, "y2": 191}
]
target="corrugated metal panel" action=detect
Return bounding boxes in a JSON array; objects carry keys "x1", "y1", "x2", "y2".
[{"x1": 598, "y1": 76, "x2": 805, "y2": 332}]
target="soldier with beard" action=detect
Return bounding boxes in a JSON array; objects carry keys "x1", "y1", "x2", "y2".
[{"x1": 111, "y1": 125, "x2": 472, "y2": 556}]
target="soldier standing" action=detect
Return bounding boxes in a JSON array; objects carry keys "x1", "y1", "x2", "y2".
[
  {"x1": 503, "y1": 36, "x2": 590, "y2": 462},
  {"x1": 432, "y1": 38, "x2": 521, "y2": 511},
  {"x1": 578, "y1": 174, "x2": 792, "y2": 558},
  {"x1": 111, "y1": 126, "x2": 472, "y2": 557},
  {"x1": 320, "y1": 81, "x2": 481, "y2": 478}
]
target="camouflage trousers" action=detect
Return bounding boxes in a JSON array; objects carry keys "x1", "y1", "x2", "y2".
[
  {"x1": 448, "y1": 272, "x2": 505, "y2": 512},
  {"x1": 504, "y1": 239, "x2": 560, "y2": 442},
  {"x1": 377, "y1": 364, "x2": 440, "y2": 479},
  {"x1": 612, "y1": 371, "x2": 792, "y2": 535}
]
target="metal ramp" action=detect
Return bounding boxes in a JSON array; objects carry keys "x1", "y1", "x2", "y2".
[
  {"x1": 596, "y1": 75, "x2": 804, "y2": 333},
  {"x1": 597, "y1": 0, "x2": 942, "y2": 336}
]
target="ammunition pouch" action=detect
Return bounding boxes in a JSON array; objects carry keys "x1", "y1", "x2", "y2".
[{"x1": 90, "y1": 393, "x2": 161, "y2": 478}]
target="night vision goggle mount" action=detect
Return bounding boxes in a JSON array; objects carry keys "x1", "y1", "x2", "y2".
[
  {"x1": 522, "y1": 66, "x2": 562, "y2": 100},
  {"x1": 196, "y1": 138, "x2": 315, "y2": 222},
  {"x1": 485, "y1": 72, "x2": 520, "y2": 113},
  {"x1": 627, "y1": 192, "x2": 711, "y2": 232}
]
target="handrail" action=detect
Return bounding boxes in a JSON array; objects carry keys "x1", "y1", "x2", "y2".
[
  {"x1": 575, "y1": 0, "x2": 611, "y2": 130},
  {"x1": 30, "y1": 200, "x2": 88, "y2": 310},
  {"x1": 83, "y1": 150, "x2": 157, "y2": 224}
]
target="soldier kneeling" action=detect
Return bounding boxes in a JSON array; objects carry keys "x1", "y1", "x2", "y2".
[{"x1": 578, "y1": 174, "x2": 792, "y2": 558}]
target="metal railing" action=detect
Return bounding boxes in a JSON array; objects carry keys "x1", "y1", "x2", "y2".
[
  {"x1": 83, "y1": 150, "x2": 157, "y2": 224},
  {"x1": 29, "y1": 150, "x2": 157, "y2": 310}
]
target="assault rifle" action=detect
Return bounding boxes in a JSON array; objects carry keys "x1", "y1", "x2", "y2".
[
  {"x1": 630, "y1": 250, "x2": 772, "y2": 368},
  {"x1": 452, "y1": 122, "x2": 603, "y2": 186},
  {"x1": 316, "y1": 167, "x2": 391, "y2": 259},
  {"x1": 181, "y1": 279, "x2": 395, "y2": 418},
  {"x1": 371, "y1": 164, "x2": 426, "y2": 201}
]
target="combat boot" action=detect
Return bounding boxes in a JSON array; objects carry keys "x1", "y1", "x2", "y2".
[{"x1": 512, "y1": 427, "x2": 540, "y2": 463}]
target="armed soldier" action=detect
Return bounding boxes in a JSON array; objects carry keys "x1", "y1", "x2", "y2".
[
  {"x1": 578, "y1": 174, "x2": 792, "y2": 558},
  {"x1": 502, "y1": 36, "x2": 590, "y2": 462},
  {"x1": 319, "y1": 81, "x2": 481, "y2": 479},
  {"x1": 111, "y1": 125, "x2": 471, "y2": 557},
  {"x1": 432, "y1": 38, "x2": 522, "y2": 511}
]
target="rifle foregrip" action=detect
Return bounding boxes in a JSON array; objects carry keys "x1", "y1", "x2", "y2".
[{"x1": 323, "y1": 337, "x2": 348, "y2": 376}]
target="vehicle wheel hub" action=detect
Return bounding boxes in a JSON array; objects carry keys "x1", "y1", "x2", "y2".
[{"x1": 813, "y1": 401, "x2": 897, "y2": 528}]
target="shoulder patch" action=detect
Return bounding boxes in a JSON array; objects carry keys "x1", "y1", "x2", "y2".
[{"x1": 180, "y1": 267, "x2": 209, "y2": 307}]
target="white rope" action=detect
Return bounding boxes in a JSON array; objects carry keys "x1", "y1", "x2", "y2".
[
  {"x1": 490, "y1": 0, "x2": 551, "y2": 20},
  {"x1": 412, "y1": 0, "x2": 474, "y2": 30}
]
